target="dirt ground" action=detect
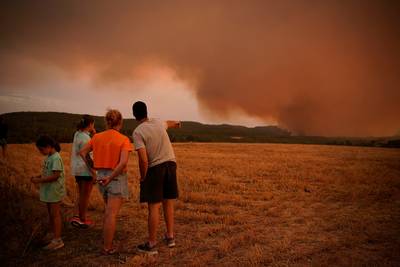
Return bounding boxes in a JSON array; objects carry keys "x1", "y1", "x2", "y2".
[{"x1": 1, "y1": 143, "x2": 399, "y2": 266}]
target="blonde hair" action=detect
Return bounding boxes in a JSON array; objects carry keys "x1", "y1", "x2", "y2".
[{"x1": 105, "y1": 109, "x2": 123, "y2": 129}]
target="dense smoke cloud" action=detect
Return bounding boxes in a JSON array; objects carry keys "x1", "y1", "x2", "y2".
[{"x1": 1, "y1": 0, "x2": 399, "y2": 136}]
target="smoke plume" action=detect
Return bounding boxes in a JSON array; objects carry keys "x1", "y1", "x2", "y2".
[{"x1": 1, "y1": 0, "x2": 399, "y2": 136}]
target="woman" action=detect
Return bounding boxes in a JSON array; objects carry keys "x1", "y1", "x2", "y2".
[
  {"x1": 70, "y1": 115, "x2": 96, "y2": 228},
  {"x1": 80, "y1": 109, "x2": 133, "y2": 254}
]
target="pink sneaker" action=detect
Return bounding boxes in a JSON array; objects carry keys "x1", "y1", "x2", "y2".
[
  {"x1": 82, "y1": 219, "x2": 94, "y2": 229},
  {"x1": 68, "y1": 215, "x2": 80, "y2": 223},
  {"x1": 71, "y1": 216, "x2": 94, "y2": 229}
]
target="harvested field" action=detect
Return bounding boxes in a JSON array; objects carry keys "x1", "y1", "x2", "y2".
[{"x1": 1, "y1": 143, "x2": 399, "y2": 266}]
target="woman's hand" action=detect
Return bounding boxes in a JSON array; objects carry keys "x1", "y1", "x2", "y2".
[{"x1": 98, "y1": 176, "x2": 113, "y2": 186}]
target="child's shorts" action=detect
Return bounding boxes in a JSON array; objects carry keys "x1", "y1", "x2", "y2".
[{"x1": 97, "y1": 169, "x2": 129, "y2": 200}]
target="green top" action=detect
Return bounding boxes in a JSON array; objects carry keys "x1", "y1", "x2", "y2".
[
  {"x1": 40, "y1": 152, "x2": 65, "y2": 203},
  {"x1": 71, "y1": 130, "x2": 92, "y2": 176}
]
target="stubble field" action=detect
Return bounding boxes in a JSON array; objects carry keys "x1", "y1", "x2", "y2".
[{"x1": 1, "y1": 143, "x2": 400, "y2": 266}]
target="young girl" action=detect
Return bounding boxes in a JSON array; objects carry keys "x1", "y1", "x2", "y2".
[
  {"x1": 31, "y1": 135, "x2": 65, "y2": 251},
  {"x1": 70, "y1": 115, "x2": 96, "y2": 228}
]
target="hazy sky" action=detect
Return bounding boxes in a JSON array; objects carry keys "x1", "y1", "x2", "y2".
[
  {"x1": 1, "y1": 0, "x2": 399, "y2": 136},
  {"x1": 0, "y1": 63, "x2": 265, "y2": 126}
]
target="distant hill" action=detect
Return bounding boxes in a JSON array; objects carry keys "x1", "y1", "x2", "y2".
[
  {"x1": 1, "y1": 112, "x2": 399, "y2": 147},
  {"x1": 1, "y1": 112, "x2": 290, "y2": 143}
]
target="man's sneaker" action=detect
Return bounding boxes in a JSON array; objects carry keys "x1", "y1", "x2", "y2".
[
  {"x1": 164, "y1": 236, "x2": 176, "y2": 248},
  {"x1": 43, "y1": 239, "x2": 64, "y2": 251},
  {"x1": 137, "y1": 242, "x2": 158, "y2": 255}
]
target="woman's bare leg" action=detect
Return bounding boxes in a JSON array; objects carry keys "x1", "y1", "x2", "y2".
[{"x1": 103, "y1": 197, "x2": 123, "y2": 250}]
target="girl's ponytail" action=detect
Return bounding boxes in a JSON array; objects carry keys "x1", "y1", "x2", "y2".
[
  {"x1": 77, "y1": 115, "x2": 94, "y2": 130},
  {"x1": 77, "y1": 119, "x2": 84, "y2": 130}
]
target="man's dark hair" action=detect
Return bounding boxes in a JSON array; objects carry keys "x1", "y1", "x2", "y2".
[{"x1": 132, "y1": 101, "x2": 148, "y2": 121}]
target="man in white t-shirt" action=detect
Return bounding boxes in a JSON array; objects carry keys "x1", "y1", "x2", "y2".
[{"x1": 132, "y1": 101, "x2": 181, "y2": 255}]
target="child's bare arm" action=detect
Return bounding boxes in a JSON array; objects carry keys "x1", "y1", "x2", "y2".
[
  {"x1": 166, "y1": 120, "x2": 181, "y2": 129},
  {"x1": 42, "y1": 171, "x2": 61, "y2": 183},
  {"x1": 31, "y1": 171, "x2": 61, "y2": 183},
  {"x1": 30, "y1": 174, "x2": 41, "y2": 183}
]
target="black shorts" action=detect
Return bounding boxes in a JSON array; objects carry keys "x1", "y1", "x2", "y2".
[
  {"x1": 75, "y1": 176, "x2": 93, "y2": 182},
  {"x1": 140, "y1": 161, "x2": 178, "y2": 203}
]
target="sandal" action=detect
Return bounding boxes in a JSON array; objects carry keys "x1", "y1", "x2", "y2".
[{"x1": 101, "y1": 247, "x2": 118, "y2": 256}]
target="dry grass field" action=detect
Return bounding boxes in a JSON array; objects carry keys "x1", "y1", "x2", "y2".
[{"x1": 1, "y1": 143, "x2": 399, "y2": 266}]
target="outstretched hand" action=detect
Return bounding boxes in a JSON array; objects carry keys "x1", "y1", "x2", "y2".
[{"x1": 166, "y1": 120, "x2": 181, "y2": 129}]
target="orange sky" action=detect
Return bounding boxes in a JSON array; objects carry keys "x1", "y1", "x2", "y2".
[{"x1": 1, "y1": 0, "x2": 399, "y2": 136}]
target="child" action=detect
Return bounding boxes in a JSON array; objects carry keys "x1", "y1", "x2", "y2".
[
  {"x1": 31, "y1": 135, "x2": 65, "y2": 251},
  {"x1": 70, "y1": 115, "x2": 96, "y2": 228}
]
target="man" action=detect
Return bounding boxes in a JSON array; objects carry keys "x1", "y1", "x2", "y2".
[
  {"x1": 0, "y1": 116, "x2": 8, "y2": 159},
  {"x1": 132, "y1": 101, "x2": 181, "y2": 255}
]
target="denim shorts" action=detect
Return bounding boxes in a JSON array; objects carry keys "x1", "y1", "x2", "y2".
[{"x1": 97, "y1": 169, "x2": 129, "y2": 200}]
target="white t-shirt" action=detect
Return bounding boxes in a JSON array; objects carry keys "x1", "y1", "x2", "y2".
[
  {"x1": 71, "y1": 131, "x2": 92, "y2": 176},
  {"x1": 132, "y1": 118, "x2": 176, "y2": 167}
]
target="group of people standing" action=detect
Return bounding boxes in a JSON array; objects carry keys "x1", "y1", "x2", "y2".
[{"x1": 30, "y1": 101, "x2": 181, "y2": 255}]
